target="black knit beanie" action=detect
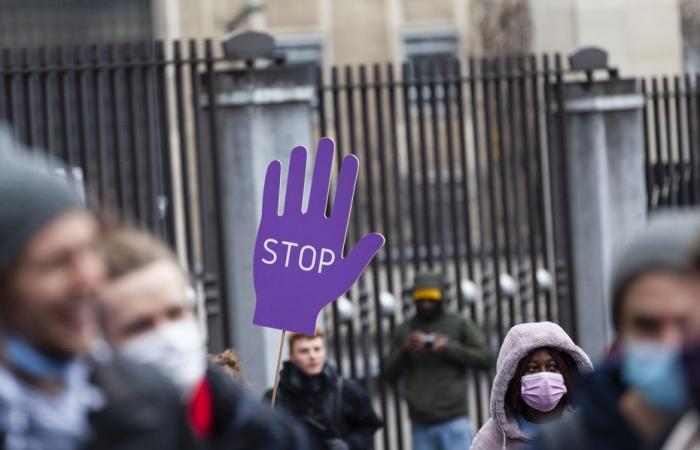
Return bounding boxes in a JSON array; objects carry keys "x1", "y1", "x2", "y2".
[{"x1": 0, "y1": 126, "x2": 83, "y2": 271}]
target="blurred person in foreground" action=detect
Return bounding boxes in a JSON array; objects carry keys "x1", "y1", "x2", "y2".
[
  {"x1": 97, "y1": 227, "x2": 311, "y2": 450},
  {"x1": 659, "y1": 220, "x2": 700, "y2": 449},
  {"x1": 384, "y1": 271, "x2": 492, "y2": 450},
  {"x1": 0, "y1": 127, "x2": 198, "y2": 450},
  {"x1": 536, "y1": 211, "x2": 700, "y2": 450},
  {"x1": 265, "y1": 329, "x2": 383, "y2": 450},
  {"x1": 470, "y1": 322, "x2": 593, "y2": 450}
]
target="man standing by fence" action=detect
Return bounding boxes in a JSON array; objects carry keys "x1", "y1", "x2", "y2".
[
  {"x1": 266, "y1": 329, "x2": 383, "y2": 450},
  {"x1": 384, "y1": 271, "x2": 492, "y2": 450}
]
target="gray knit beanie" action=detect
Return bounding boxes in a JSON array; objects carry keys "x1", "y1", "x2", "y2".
[
  {"x1": 611, "y1": 209, "x2": 700, "y2": 330},
  {"x1": 0, "y1": 126, "x2": 83, "y2": 271}
]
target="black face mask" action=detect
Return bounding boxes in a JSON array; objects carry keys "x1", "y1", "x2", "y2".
[{"x1": 415, "y1": 300, "x2": 442, "y2": 321}]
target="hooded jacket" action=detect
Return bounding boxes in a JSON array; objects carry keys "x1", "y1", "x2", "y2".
[{"x1": 470, "y1": 322, "x2": 593, "y2": 450}]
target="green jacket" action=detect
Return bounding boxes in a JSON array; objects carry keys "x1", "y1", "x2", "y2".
[{"x1": 384, "y1": 311, "x2": 492, "y2": 424}]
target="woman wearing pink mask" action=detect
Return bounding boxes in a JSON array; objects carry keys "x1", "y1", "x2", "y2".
[{"x1": 471, "y1": 322, "x2": 593, "y2": 450}]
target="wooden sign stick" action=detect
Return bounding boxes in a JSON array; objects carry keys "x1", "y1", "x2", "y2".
[{"x1": 270, "y1": 330, "x2": 286, "y2": 407}]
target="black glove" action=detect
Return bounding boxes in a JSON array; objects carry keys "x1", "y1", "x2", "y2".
[{"x1": 325, "y1": 438, "x2": 350, "y2": 450}]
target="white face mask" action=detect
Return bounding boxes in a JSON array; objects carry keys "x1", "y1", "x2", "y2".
[{"x1": 120, "y1": 318, "x2": 206, "y2": 397}]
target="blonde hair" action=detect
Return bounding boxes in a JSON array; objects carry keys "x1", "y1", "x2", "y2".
[{"x1": 99, "y1": 227, "x2": 179, "y2": 281}]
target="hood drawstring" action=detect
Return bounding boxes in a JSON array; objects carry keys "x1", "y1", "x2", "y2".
[{"x1": 502, "y1": 429, "x2": 506, "y2": 450}]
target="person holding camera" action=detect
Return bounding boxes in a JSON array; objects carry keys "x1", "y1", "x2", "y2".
[{"x1": 384, "y1": 272, "x2": 492, "y2": 450}]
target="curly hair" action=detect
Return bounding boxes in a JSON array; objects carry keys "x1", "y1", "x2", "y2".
[{"x1": 209, "y1": 349, "x2": 242, "y2": 380}]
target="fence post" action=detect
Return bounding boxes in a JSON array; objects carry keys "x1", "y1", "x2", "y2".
[
  {"x1": 213, "y1": 64, "x2": 315, "y2": 395},
  {"x1": 559, "y1": 77, "x2": 646, "y2": 360}
]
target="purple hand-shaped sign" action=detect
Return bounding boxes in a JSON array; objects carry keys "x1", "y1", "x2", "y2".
[{"x1": 253, "y1": 138, "x2": 385, "y2": 334}]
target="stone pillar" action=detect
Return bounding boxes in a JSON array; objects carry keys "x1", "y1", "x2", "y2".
[
  {"x1": 214, "y1": 65, "x2": 315, "y2": 395},
  {"x1": 561, "y1": 79, "x2": 646, "y2": 360}
]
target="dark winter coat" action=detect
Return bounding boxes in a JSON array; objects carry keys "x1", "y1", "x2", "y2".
[
  {"x1": 86, "y1": 355, "x2": 200, "y2": 450},
  {"x1": 533, "y1": 361, "x2": 647, "y2": 450},
  {"x1": 203, "y1": 364, "x2": 312, "y2": 450},
  {"x1": 265, "y1": 362, "x2": 382, "y2": 450}
]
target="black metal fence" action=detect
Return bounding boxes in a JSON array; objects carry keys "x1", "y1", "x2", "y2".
[
  {"x1": 0, "y1": 40, "x2": 232, "y2": 352},
  {"x1": 643, "y1": 75, "x2": 700, "y2": 208},
  {"x1": 0, "y1": 38, "x2": 587, "y2": 450},
  {"x1": 314, "y1": 56, "x2": 578, "y2": 449}
]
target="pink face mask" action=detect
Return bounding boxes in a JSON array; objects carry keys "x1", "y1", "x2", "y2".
[{"x1": 520, "y1": 372, "x2": 568, "y2": 412}]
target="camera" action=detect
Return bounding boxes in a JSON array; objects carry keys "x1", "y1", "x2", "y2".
[{"x1": 423, "y1": 334, "x2": 435, "y2": 350}]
